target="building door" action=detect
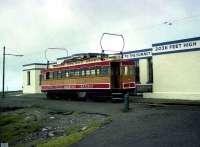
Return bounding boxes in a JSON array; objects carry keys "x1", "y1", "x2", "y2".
[{"x1": 111, "y1": 62, "x2": 120, "y2": 88}]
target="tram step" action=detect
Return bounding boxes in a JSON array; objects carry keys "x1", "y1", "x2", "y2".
[
  {"x1": 112, "y1": 93, "x2": 123, "y2": 95},
  {"x1": 112, "y1": 97, "x2": 123, "y2": 100}
]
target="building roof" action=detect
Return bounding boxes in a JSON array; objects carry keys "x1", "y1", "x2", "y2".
[
  {"x1": 57, "y1": 53, "x2": 103, "y2": 60},
  {"x1": 23, "y1": 63, "x2": 47, "y2": 67}
]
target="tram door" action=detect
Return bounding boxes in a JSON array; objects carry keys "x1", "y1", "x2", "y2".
[{"x1": 111, "y1": 62, "x2": 120, "y2": 88}]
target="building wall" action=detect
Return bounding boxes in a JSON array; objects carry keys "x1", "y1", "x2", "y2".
[
  {"x1": 22, "y1": 70, "x2": 40, "y2": 93},
  {"x1": 22, "y1": 63, "x2": 46, "y2": 94},
  {"x1": 139, "y1": 59, "x2": 148, "y2": 84},
  {"x1": 144, "y1": 37, "x2": 200, "y2": 100},
  {"x1": 144, "y1": 51, "x2": 200, "y2": 100}
]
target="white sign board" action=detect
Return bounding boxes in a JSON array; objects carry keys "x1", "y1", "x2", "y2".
[
  {"x1": 123, "y1": 49, "x2": 152, "y2": 59},
  {"x1": 153, "y1": 39, "x2": 200, "y2": 55}
]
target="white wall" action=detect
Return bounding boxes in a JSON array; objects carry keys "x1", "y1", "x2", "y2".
[
  {"x1": 22, "y1": 70, "x2": 41, "y2": 93},
  {"x1": 22, "y1": 64, "x2": 46, "y2": 94},
  {"x1": 139, "y1": 59, "x2": 148, "y2": 84},
  {"x1": 144, "y1": 51, "x2": 200, "y2": 100}
]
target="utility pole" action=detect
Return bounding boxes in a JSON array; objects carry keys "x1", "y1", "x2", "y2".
[
  {"x1": 1, "y1": 46, "x2": 23, "y2": 98},
  {"x1": 2, "y1": 46, "x2": 5, "y2": 98}
]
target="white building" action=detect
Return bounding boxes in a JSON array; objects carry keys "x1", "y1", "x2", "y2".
[
  {"x1": 144, "y1": 36, "x2": 200, "y2": 100},
  {"x1": 22, "y1": 63, "x2": 47, "y2": 93}
]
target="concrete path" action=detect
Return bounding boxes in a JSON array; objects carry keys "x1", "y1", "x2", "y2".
[{"x1": 71, "y1": 105, "x2": 200, "y2": 147}]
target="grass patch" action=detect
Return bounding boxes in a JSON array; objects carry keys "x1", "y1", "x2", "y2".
[
  {"x1": 0, "y1": 113, "x2": 42, "y2": 144},
  {"x1": 71, "y1": 111, "x2": 81, "y2": 116},
  {"x1": 64, "y1": 124, "x2": 82, "y2": 134},
  {"x1": 37, "y1": 117, "x2": 112, "y2": 147},
  {"x1": 37, "y1": 124, "x2": 99, "y2": 147}
]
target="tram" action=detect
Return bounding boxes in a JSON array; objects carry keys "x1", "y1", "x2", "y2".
[{"x1": 40, "y1": 53, "x2": 136, "y2": 100}]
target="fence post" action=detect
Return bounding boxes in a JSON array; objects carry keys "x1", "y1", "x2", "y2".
[{"x1": 123, "y1": 93, "x2": 129, "y2": 112}]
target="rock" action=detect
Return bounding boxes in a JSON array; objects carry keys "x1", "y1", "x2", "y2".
[
  {"x1": 81, "y1": 126, "x2": 87, "y2": 131},
  {"x1": 50, "y1": 116, "x2": 55, "y2": 119},
  {"x1": 63, "y1": 111, "x2": 73, "y2": 115},
  {"x1": 42, "y1": 128, "x2": 48, "y2": 131},
  {"x1": 25, "y1": 116, "x2": 31, "y2": 121},
  {"x1": 70, "y1": 120, "x2": 73, "y2": 124},
  {"x1": 48, "y1": 131, "x2": 54, "y2": 137}
]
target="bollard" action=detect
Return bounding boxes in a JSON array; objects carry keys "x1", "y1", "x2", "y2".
[{"x1": 123, "y1": 93, "x2": 129, "y2": 112}]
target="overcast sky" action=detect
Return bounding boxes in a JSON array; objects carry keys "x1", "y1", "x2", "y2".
[{"x1": 0, "y1": 0, "x2": 200, "y2": 91}]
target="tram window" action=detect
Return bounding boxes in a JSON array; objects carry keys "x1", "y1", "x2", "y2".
[
  {"x1": 86, "y1": 69, "x2": 90, "y2": 76},
  {"x1": 70, "y1": 70, "x2": 74, "y2": 77},
  {"x1": 101, "y1": 67, "x2": 109, "y2": 75},
  {"x1": 58, "y1": 71, "x2": 62, "y2": 79},
  {"x1": 81, "y1": 69, "x2": 85, "y2": 76},
  {"x1": 75, "y1": 70, "x2": 79, "y2": 76},
  {"x1": 124, "y1": 66, "x2": 128, "y2": 75},
  {"x1": 43, "y1": 74, "x2": 46, "y2": 80},
  {"x1": 96, "y1": 68, "x2": 100, "y2": 75},
  {"x1": 41, "y1": 74, "x2": 45, "y2": 80},
  {"x1": 66, "y1": 71, "x2": 69, "y2": 78},
  {"x1": 129, "y1": 66, "x2": 134, "y2": 75},
  {"x1": 49, "y1": 72, "x2": 53, "y2": 79},
  {"x1": 91, "y1": 69, "x2": 96, "y2": 75},
  {"x1": 46, "y1": 72, "x2": 50, "y2": 80},
  {"x1": 61, "y1": 70, "x2": 65, "y2": 78},
  {"x1": 54, "y1": 71, "x2": 59, "y2": 79}
]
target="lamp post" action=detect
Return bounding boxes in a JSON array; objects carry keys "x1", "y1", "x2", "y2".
[
  {"x1": 2, "y1": 46, "x2": 24, "y2": 98},
  {"x1": 45, "y1": 48, "x2": 69, "y2": 69}
]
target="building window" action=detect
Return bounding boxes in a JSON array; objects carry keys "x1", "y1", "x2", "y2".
[
  {"x1": 135, "y1": 61, "x2": 140, "y2": 83},
  {"x1": 39, "y1": 74, "x2": 42, "y2": 85},
  {"x1": 27, "y1": 71, "x2": 31, "y2": 85},
  {"x1": 147, "y1": 58, "x2": 153, "y2": 83}
]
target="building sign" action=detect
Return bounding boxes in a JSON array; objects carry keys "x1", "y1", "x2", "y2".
[
  {"x1": 153, "y1": 37, "x2": 200, "y2": 55},
  {"x1": 123, "y1": 49, "x2": 152, "y2": 59}
]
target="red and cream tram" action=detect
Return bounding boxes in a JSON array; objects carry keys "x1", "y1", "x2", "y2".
[{"x1": 41, "y1": 53, "x2": 136, "y2": 100}]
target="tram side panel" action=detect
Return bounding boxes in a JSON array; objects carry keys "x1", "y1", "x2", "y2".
[
  {"x1": 41, "y1": 64, "x2": 112, "y2": 99},
  {"x1": 41, "y1": 60, "x2": 136, "y2": 99}
]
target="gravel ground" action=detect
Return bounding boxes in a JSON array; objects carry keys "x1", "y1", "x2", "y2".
[{"x1": 1, "y1": 94, "x2": 200, "y2": 147}]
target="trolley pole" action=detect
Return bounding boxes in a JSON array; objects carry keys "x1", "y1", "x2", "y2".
[{"x1": 2, "y1": 46, "x2": 5, "y2": 98}]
